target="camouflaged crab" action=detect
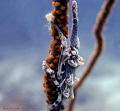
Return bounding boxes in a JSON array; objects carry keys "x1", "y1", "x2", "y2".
[{"x1": 42, "y1": 1, "x2": 84, "y2": 111}]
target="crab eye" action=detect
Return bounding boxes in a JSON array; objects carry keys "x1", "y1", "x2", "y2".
[{"x1": 71, "y1": 51, "x2": 76, "y2": 55}]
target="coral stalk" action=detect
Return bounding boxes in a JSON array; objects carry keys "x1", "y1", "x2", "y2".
[
  {"x1": 43, "y1": 0, "x2": 70, "y2": 110},
  {"x1": 67, "y1": 0, "x2": 116, "y2": 111}
]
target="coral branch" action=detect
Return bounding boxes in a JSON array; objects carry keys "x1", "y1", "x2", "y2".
[
  {"x1": 43, "y1": 0, "x2": 70, "y2": 110},
  {"x1": 67, "y1": 0, "x2": 116, "y2": 111}
]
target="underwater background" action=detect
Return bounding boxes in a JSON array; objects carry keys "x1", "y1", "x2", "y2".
[{"x1": 0, "y1": 0, "x2": 120, "y2": 111}]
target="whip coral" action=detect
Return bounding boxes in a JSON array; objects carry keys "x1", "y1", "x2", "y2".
[{"x1": 43, "y1": 0, "x2": 71, "y2": 110}]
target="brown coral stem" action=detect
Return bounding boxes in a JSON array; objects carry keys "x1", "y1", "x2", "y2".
[
  {"x1": 43, "y1": 0, "x2": 70, "y2": 110},
  {"x1": 67, "y1": 0, "x2": 116, "y2": 111}
]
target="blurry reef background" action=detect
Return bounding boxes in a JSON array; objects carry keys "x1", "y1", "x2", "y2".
[{"x1": 0, "y1": 0, "x2": 120, "y2": 111}]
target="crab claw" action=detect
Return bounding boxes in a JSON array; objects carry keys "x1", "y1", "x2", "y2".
[
  {"x1": 77, "y1": 56, "x2": 84, "y2": 66},
  {"x1": 81, "y1": 57, "x2": 84, "y2": 63}
]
